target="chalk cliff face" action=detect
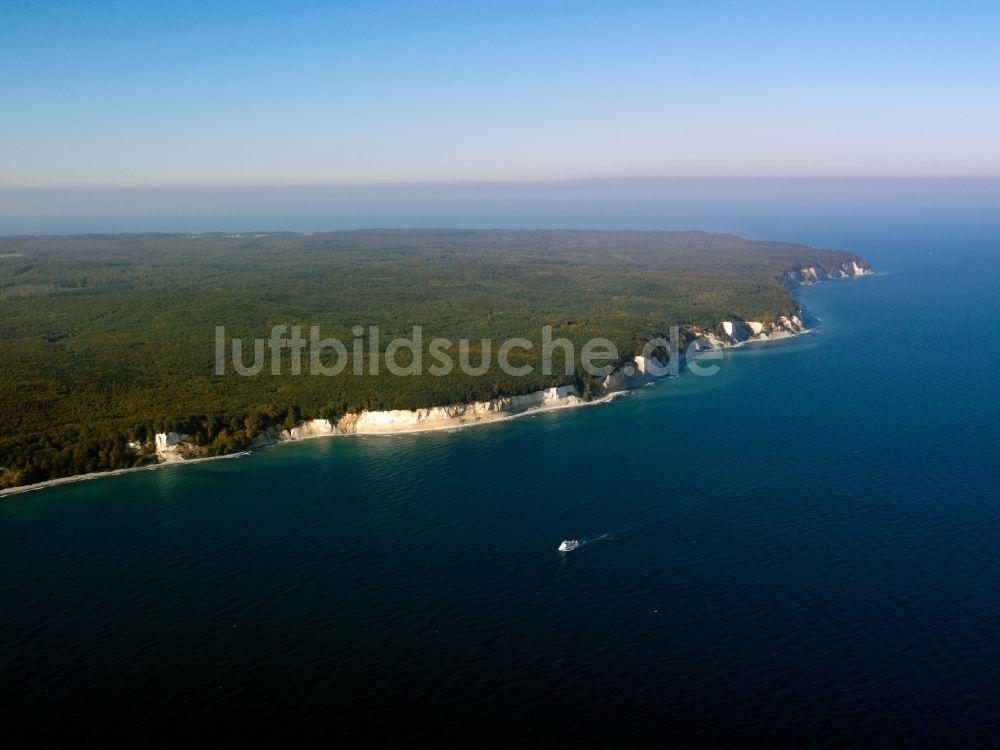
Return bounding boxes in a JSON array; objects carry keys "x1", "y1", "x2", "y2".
[
  {"x1": 154, "y1": 432, "x2": 186, "y2": 449},
  {"x1": 597, "y1": 355, "x2": 656, "y2": 394},
  {"x1": 247, "y1": 385, "x2": 588, "y2": 445},
  {"x1": 154, "y1": 431, "x2": 189, "y2": 462},
  {"x1": 783, "y1": 259, "x2": 874, "y2": 286},
  {"x1": 341, "y1": 386, "x2": 583, "y2": 434},
  {"x1": 714, "y1": 258, "x2": 874, "y2": 346},
  {"x1": 715, "y1": 313, "x2": 808, "y2": 345},
  {"x1": 155, "y1": 383, "x2": 615, "y2": 456}
]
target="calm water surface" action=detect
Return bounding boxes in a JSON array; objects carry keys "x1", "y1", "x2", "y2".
[{"x1": 3, "y1": 219, "x2": 1000, "y2": 745}]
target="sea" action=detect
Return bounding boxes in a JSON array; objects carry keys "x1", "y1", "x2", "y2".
[{"x1": 3, "y1": 180, "x2": 1000, "y2": 745}]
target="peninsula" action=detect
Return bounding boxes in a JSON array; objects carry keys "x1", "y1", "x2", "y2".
[{"x1": 0, "y1": 230, "x2": 872, "y2": 491}]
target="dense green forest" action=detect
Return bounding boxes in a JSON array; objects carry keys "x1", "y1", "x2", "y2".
[{"x1": 0, "y1": 229, "x2": 865, "y2": 488}]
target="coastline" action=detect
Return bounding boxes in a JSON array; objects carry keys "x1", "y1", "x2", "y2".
[
  {"x1": 0, "y1": 450, "x2": 253, "y2": 498},
  {"x1": 0, "y1": 262, "x2": 875, "y2": 499},
  {"x1": 0, "y1": 326, "x2": 805, "y2": 499},
  {"x1": 0, "y1": 332, "x2": 782, "y2": 499},
  {"x1": 0, "y1": 390, "x2": 631, "y2": 499}
]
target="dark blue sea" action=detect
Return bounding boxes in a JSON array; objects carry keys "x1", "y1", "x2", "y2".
[{"x1": 3, "y1": 185, "x2": 1000, "y2": 745}]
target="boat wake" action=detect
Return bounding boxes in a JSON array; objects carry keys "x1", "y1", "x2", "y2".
[{"x1": 564, "y1": 525, "x2": 634, "y2": 550}]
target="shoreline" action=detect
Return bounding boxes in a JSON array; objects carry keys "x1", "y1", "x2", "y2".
[
  {"x1": 0, "y1": 450, "x2": 254, "y2": 499},
  {"x1": 0, "y1": 266, "x2": 875, "y2": 500},
  {"x1": 0, "y1": 334, "x2": 786, "y2": 499},
  {"x1": 0, "y1": 390, "x2": 631, "y2": 499},
  {"x1": 277, "y1": 387, "x2": 631, "y2": 442},
  {"x1": 0, "y1": 328, "x2": 804, "y2": 499}
]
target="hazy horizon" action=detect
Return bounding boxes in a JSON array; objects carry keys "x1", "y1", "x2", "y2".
[{"x1": 3, "y1": 178, "x2": 999, "y2": 241}]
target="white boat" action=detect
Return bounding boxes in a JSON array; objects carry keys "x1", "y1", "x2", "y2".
[{"x1": 558, "y1": 539, "x2": 580, "y2": 552}]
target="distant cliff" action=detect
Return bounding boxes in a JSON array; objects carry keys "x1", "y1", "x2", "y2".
[{"x1": 782, "y1": 259, "x2": 875, "y2": 286}]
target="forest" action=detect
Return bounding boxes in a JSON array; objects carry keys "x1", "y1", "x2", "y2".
[{"x1": 0, "y1": 229, "x2": 865, "y2": 488}]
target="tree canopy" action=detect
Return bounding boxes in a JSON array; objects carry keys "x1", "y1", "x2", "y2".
[{"x1": 0, "y1": 229, "x2": 864, "y2": 488}]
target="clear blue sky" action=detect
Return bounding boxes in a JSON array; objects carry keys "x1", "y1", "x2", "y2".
[{"x1": 2, "y1": 0, "x2": 998, "y2": 186}]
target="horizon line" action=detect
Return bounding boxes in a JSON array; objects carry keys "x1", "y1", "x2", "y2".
[{"x1": 3, "y1": 174, "x2": 1000, "y2": 190}]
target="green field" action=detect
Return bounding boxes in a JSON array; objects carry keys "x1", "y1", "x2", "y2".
[{"x1": 0, "y1": 230, "x2": 864, "y2": 488}]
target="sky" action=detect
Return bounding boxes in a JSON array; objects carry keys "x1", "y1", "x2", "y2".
[{"x1": 2, "y1": 0, "x2": 999, "y2": 188}]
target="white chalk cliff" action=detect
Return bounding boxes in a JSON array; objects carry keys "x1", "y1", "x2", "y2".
[
  {"x1": 156, "y1": 385, "x2": 593, "y2": 455},
  {"x1": 275, "y1": 385, "x2": 585, "y2": 440},
  {"x1": 783, "y1": 259, "x2": 874, "y2": 286},
  {"x1": 155, "y1": 431, "x2": 189, "y2": 462},
  {"x1": 714, "y1": 313, "x2": 809, "y2": 346},
  {"x1": 709, "y1": 259, "x2": 874, "y2": 347}
]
